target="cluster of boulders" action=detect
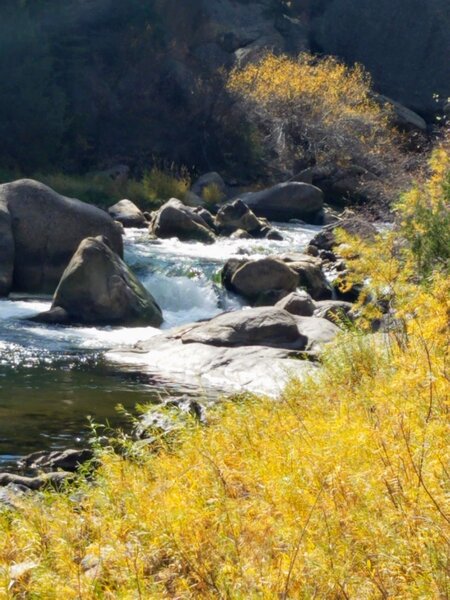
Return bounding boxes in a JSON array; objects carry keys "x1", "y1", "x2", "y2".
[
  {"x1": 107, "y1": 172, "x2": 326, "y2": 245},
  {"x1": 306, "y1": 217, "x2": 378, "y2": 302},
  {"x1": 0, "y1": 179, "x2": 162, "y2": 327},
  {"x1": 222, "y1": 254, "x2": 331, "y2": 302},
  {"x1": 0, "y1": 179, "x2": 123, "y2": 297}
]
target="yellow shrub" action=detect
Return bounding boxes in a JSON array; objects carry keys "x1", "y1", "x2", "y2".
[
  {"x1": 227, "y1": 52, "x2": 394, "y2": 168},
  {"x1": 143, "y1": 165, "x2": 191, "y2": 207},
  {"x1": 201, "y1": 182, "x2": 225, "y2": 206}
]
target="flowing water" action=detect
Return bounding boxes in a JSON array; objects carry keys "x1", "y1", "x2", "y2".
[{"x1": 0, "y1": 223, "x2": 320, "y2": 469}]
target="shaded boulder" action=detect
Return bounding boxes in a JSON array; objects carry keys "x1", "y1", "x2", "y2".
[
  {"x1": 376, "y1": 95, "x2": 427, "y2": 132},
  {"x1": 254, "y1": 289, "x2": 289, "y2": 307},
  {"x1": 310, "y1": 218, "x2": 378, "y2": 252},
  {"x1": 179, "y1": 307, "x2": 307, "y2": 350},
  {"x1": 108, "y1": 199, "x2": 148, "y2": 228},
  {"x1": 18, "y1": 449, "x2": 94, "y2": 473},
  {"x1": 0, "y1": 200, "x2": 14, "y2": 296},
  {"x1": 40, "y1": 236, "x2": 163, "y2": 326},
  {"x1": 279, "y1": 254, "x2": 332, "y2": 300},
  {"x1": 215, "y1": 199, "x2": 263, "y2": 235},
  {"x1": 296, "y1": 165, "x2": 378, "y2": 206},
  {"x1": 0, "y1": 472, "x2": 71, "y2": 491},
  {"x1": 151, "y1": 199, "x2": 216, "y2": 244},
  {"x1": 0, "y1": 179, "x2": 123, "y2": 296},
  {"x1": 230, "y1": 229, "x2": 252, "y2": 240},
  {"x1": 223, "y1": 257, "x2": 298, "y2": 301},
  {"x1": 192, "y1": 207, "x2": 216, "y2": 231},
  {"x1": 236, "y1": 182, "x2": 324, "y2": 223},
  {"x1": 191, "y1": 172, "x2": 227, "y2": 201},
  {"x1": 276, "y1": 291, "x2": 316, "y2": 317}
]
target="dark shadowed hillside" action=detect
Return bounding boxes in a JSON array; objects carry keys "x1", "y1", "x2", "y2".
[{"x1": 0, "y1": 0, "x2": 448, "y2": 173}]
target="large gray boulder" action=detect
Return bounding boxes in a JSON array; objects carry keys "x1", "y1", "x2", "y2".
[
  {"x1": 236, "y1": 182, "x2": 324, "y2": 223},
  {"x1": 109, "y1": 337, "x2": 316, "y2": 398},
  {"x1": 0, "y1": 179, "x2": 123, "y2": 296},
  {"x1": 42, "y1": 236, "x2": 163, "y2": 326},
  {"x1": 223, "y1": 257, "x2": 299, "y2": 301},
  {"x1": 179, "y1": 307, "x2": 307, "y2": 349},
  {"x1": 0, "y1": 200, "x2": 14, "y2": 296},
  {"x1": 108, "y1": 199, "x2": 148, "y2": 228},
  {"x1": 151, "y1": 199, "x2": 216, "y2": 243}
]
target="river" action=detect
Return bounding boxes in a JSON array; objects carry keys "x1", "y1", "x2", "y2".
[{"x1": 0, "y1": 223, "x2": 320, "y2": 469}]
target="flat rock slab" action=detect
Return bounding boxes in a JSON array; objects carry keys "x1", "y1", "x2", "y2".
[
  {"x1": 178, "y1": 307, "x2": 307, "y2": 349},
  {"x1": 108, "y1": 336, "x2": 318, "y2": 397}
]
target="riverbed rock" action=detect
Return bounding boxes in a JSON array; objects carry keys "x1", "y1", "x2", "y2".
[
  {"x1": 18, "y1": 448, "x2": 94, "y2": 473},
  {"x1": 47, "y1": 236, "x2": 163, "y2": 326},
  {"x1": 0, "y1": 472, "x2": 72, "y2": 491},
  {"x1": 107, "y1": 309, "x2": 341, "y2": 397},
  {"x1": 0, "y1": 199, "x2": 14, "y2": 296},
  {"x1": 310, "y1": 218, "x2": 378, "y2": 252},
  {"x1": 151, "y1": 198, "x2": 216, "y2": 243},
  {"x1": 296, "y1": 317, "x2": 340, "y2": 352},
  {"x1": 279, "y1": 254, "x2": 332, "y2": 300},
  {"x1": 0, "y1": 179, "x2": 123, "y2": 296},
  {"x1": 179, "y1": 307, "x2": 307, "y2": 349},
  {"x1": 223, "y1": 257, "x2": 298, "y2": 301},
  {"x1": 215, "y1": 199, "x2": 263, "y2": 235},
  {"x1": 236, "y1": 182, "x2": 324, "y2": 223},
  {"x1": 193, "y1": 207, "x2": 216, "y2": 231},
  {"x1": 275, "y1": 291, "x2": 316, "y2": 317},
  {"x1": 108, "y1": 199, "x2": 148, "y2": 228}
]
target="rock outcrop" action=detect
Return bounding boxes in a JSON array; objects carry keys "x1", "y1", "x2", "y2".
[
  {"x1": 275, "y1": 291, "x2": 316, "y2": 317},
  {"x1": 279, "y1": 254, "x2": 332, "y2": 300},
  {"x1": 312, "y1": 0, "x2": 450, "y2": 116},
  {"x1": 309, "y1": 218, "x2": 378, "y2": 252},
  {"x1": 0, "y1": 179, "x2": 123, "y2": 296},
  {"x1": 35, "y1": 236, "x2": 163, "y2": 327}
]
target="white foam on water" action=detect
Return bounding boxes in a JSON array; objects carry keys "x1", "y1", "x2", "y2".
[
  {"x1": 0, "y1": 299, "x2": 51, "y2": 321},
  {"x1": 125, "y1": 222, "x2": 321, "y2": 266}
]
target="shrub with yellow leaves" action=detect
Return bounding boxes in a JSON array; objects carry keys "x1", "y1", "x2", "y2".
[{"x1": 227, "y1": 52, "x2": 414, "y2": 207}]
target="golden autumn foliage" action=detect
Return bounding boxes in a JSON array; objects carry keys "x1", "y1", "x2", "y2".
[
  {"x1": 0, "y1": 140, "x2": 448, "y2": 598},
  {"x1": 227, "y1": 53, "x2": 396, "y2": 172}
]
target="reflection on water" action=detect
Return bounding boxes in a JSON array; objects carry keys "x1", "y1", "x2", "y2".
[{"x1": 0, "y1": 222, "x2": 320, "y2": 468}]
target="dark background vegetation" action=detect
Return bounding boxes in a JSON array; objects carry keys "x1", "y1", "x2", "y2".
[{"x1": 0, "y1": 0, "x2": 449, "y2": 178}]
